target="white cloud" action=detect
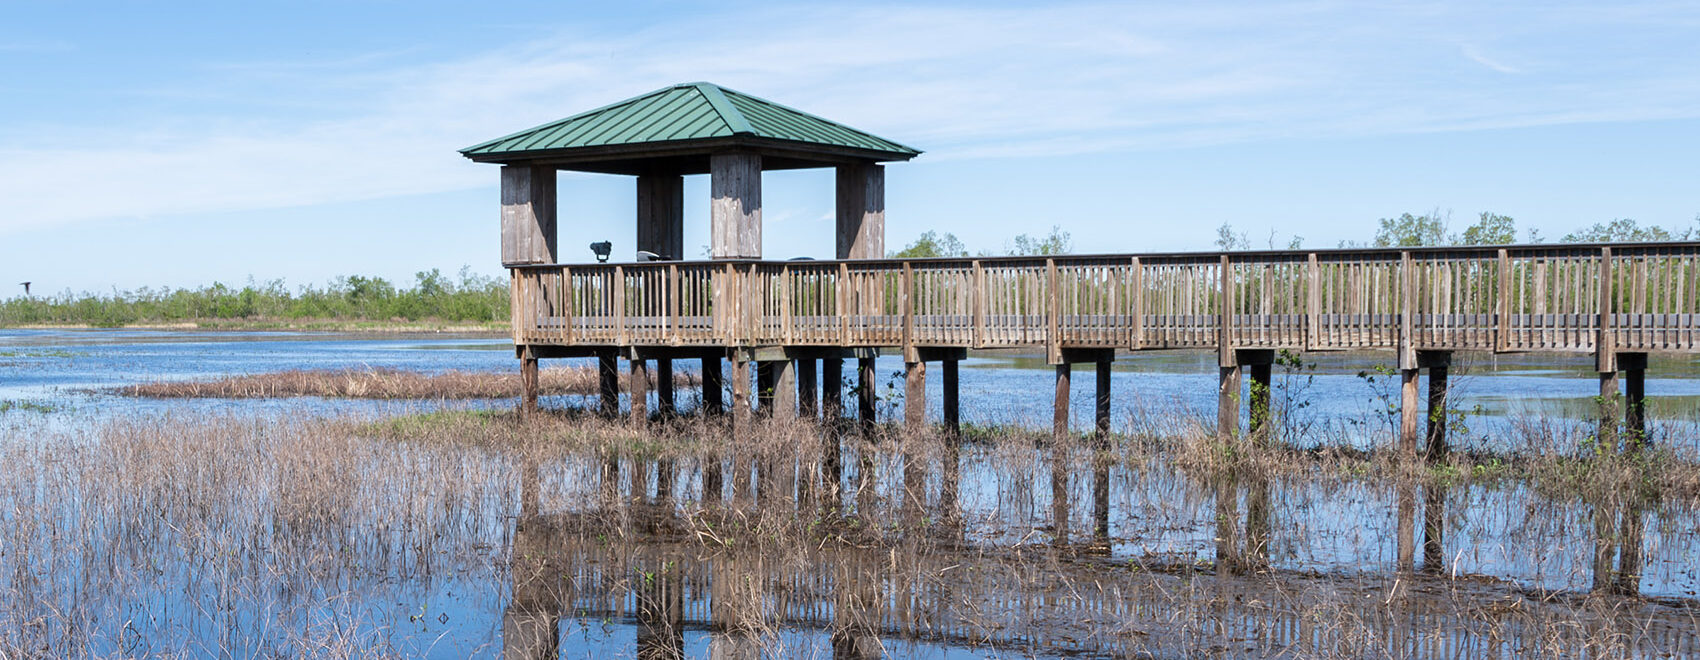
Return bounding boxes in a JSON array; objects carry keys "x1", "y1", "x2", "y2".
[{"x1": 4, "y1": 1, "x2": 1700, "y2": 234}]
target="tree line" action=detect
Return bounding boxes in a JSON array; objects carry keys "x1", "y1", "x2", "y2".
[
  {"x1": 1214, "y1": 211, "x2": 1700, "y2": 251},
  {"x1": 0, "y1": 267, "x2": 508, "y2": 327}
]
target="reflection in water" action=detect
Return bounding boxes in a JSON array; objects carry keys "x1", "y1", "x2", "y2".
[{"x1": 499, "y1": 451, "x2": 1698, "y2": 658}]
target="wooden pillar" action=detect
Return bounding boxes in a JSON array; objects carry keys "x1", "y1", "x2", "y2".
[
  {"x1": 731, "y1": 354, "x2": 751, "y2": 429},
  {"x1": 1598, "y1": 370, "x2": 1620, "y2": 454},
  {"x1": 598, "y1": 351, "x2": 619, "y2": 417},
  {"x1": 835, "y1": 163, "x2": 885, "y2": 259},
  {"x1": 1054, "y1": 363, "x2": 1072, "y2": 441},
  {"x1": 1247, "y1": 361, "x2": 1271, "y2": 443},
  {"x1": 1399, "y1": 368, "x2": 1420, "y2": 457},
  {"x1": 903, "y1": 361, "x2": 926, "y2": 432},
  {"x1": 1217, "y1": 365, "x2": 1240, "y2": 440},
  {"x1": 857, "y1": 357, "x2": 877, "y2": 434},
  {"x1": 1426, "y1": 364, "x2": 1449, "y2": 460},
  {"x1": 822, "y1": 358, "x2": 844, "y2": 423},
  {"x1": 797, "y1": 359, "x2": 818, "y2": 418},
  {"x1": 655, "y1": 358, "x2": 675, "y2": 416},
  {"x1": 941, "y1": 359, "x2": 960, "y2": 438},
  {"x1": 636, "y1": 174, "x2": 684, "y2": 261},
  {"x1": 701, "y1": 356, "x2": 724, "y2": 415},
  {"x1": 773, "y1": 360, "x2": 797, "y2": 419},
  {"x1": 756, "y1": 362, "x2": 776, "y2": 416},
  {"x1": 519, "y1": 354, "x2": 540, "y2": 418},
  {"x1": 1094, "y1": 358, "x2": 1112, "y2": 444},
  {"x1": 710, "y1": 153, "x2": 761, "y2": 259},
  {"x1": 500, "y1": 165, "x2": 557, "y2": 265},
  {"x1": 1622, "y1": 352, "x2": 1647, "y2": 451},
  {"x1": 629, "y1": 357, "x2": 649, "y2": 424}
]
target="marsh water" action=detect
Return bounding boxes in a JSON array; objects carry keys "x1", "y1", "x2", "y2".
[{"x1": 1, "y1": 329, "x2": 1697, "y2": 658}]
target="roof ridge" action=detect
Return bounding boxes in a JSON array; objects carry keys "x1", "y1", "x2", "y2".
[
  {"x1": 712, "y1": 84, "x2": 922, "y2": 155},
  {"x1": 691, "y1": 82, "x2": 754, "y2": 136}
]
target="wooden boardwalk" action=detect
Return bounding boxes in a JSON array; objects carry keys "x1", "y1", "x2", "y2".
[{"x1": 510, "y1": 241, "x2": 1700, "y2": 454}]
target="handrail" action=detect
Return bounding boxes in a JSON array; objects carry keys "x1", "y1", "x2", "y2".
[{"x1": 508, "y1": 244, "x2": 1700, "y2": 356}]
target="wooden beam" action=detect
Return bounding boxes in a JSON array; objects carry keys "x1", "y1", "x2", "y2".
[
  {"x1": 1426, "y1": 360, "x2": 1450, "y2": 461},
  {"x1": 1094, "y1": 358, "x2": 1112, "y2": 446},
  {"x1": 1599, "y1": 370, "x2": 1620, "y2": 454},
  {"x1": 500, "y1": 165, "x2": 557, "y2": 265},
  {"x1": 710, "y1": 153, "x2": 761, "y2": 259},
  {"x1": 636, "y1": 174, "x2": 684, "y2": 260},
  {"x1": 732, "y1": 353, "x2": 751, "y2": 429},
  {"x1": 1248, "y1": 361, "x2": 1271, "y2": 445},
  {"x1": 835, "y1": 162, "x2": 885, "y2": 259},
  {"x1": 1623, "y1": 353, "x2": 1647, "y2": 451},
  {"x1": 773, "y1": 360, "x2": 798, "y2": 419}
]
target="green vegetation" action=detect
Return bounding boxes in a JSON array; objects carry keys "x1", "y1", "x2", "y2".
[
  {"x1": 1221, "y1": 211, "x2": 1699, "y2": 251},
  {"x1": 0, "y1": 400, "x2": 61, "y2": 414},
  {"x1": 0, "y1": 267, "x2": 507, "y2": 329},
  {"x1": 889, "y1": 225, "x2": 1074, "y2": 258}
]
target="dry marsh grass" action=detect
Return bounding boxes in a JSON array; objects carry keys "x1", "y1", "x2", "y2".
[
  {"x1": 4, "y1": 398, "x2": 1697, "y2": 657},
  {"x1": 116, "y1": 365, "x2": 697, "y2": 399}
]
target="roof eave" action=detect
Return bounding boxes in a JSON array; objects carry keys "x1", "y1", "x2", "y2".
[{"x1": 460, "y1": 135, "x2": 919, "y2": 167}]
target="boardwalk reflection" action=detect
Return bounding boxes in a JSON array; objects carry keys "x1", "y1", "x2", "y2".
[{"x1": 501, "y1": 452, "x2": 1695, "y2": 658}]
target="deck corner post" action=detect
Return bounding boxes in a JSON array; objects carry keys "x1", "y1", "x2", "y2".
[
  {"x1": 797, "y1": 358, "x2": 818, "y2": 419},
  {"x1": 822, "y1": 358, "x2": 844, "y2": 424},
  {"x1": 710, "y1": 152, "x2": 762, "y2": 259},
  {"x1": 1620, "y1": 351, "x2": 1648, "y2": 452},
  {"x1": 773, "y1": 359, "x2": 798, "y2": 419}
]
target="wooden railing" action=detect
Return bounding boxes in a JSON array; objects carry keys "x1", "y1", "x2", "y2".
[{"x1": 510, "y1": 242, "x2": 1700, "y2": 355}]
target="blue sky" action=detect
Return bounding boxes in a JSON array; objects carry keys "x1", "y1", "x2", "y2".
[{"x1": 3, "y1": 1, "x2": 1699, "y2": 294}]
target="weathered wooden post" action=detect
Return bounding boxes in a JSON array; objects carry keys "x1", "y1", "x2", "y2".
[
  {"x1": 756, "y1": 361, "x2": 776, "y2": 416},
  {"x1": 1396, "y1": 484, "x2": 1416, "y2": 573},
  {"x1": 822, "y1": 358, "x2": 844, "y2": 423},
  {"x1": 1399, "y1": 251, "x2": 1420, "y2": 458},
  {"x1": 1238, "y1": 350, "x2": 1274, "y2": 444},
  {"x1": 629, "y1": 356, "x2": 649, "y2": 424},
  {"x1": 1054, "y1": 363, "x2": 1072, "y2": 441},
  {"x1": 598, "y1": 350, "x2": 619, "y2": 417},
  {"x1": 942, "y1": 358, "x2": 960, "y2": 437},
  {"x1": 904, "y1": 361, "x2": 926, "y2": 432},
  {"x1": 1597, "y1": 246, "x2": 1619, "y2": 452},
  {"x1": 1422, "y1": 351, "x2": 1452, "y2": 460},
  {"x1": 1217, "y1": 254, "x2": 1240, "y2": 441},
  {"x1": 773, "y1": 359, "x2": 798, "y2": 419},
  {"x1": 1094, "y1": 357, "x2": 1112, "y2": 441},
  {"x1": 798, "y1": 358, "x2": 818, "y2": 418},
  {"x1": 710, "y1": 153, "x2": 761, "y2": 259},
  {"x1": 731, "y1": 352, "x2": 751, "y2": 430},
  {"x1": 1621, "y1": 352, "x2": 1648, "y2": 450},
  {"x1": 519, "y1": 350, "x2": 540, "y2": 418},
  {"x1": 654, "y1": 357, "x2": 674, "y2": 416},
  {"x1": 702, "y1": 356, "x2": 724, "y2": 415},
  {"x1": 857, "y1": 357, "x2": 876, "y2": 434},
  {"x1": 836, "y1": 163, "x2": 885, "y2": 260}
]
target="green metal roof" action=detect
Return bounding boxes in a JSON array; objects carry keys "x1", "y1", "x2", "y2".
[{"x1": 460, "y1": 82, "x2": 920, "y2": 162}]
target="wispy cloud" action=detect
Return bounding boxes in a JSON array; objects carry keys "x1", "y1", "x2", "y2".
[{"x1": 4, "y1": 1, "x2": 1700, "y2": 233}]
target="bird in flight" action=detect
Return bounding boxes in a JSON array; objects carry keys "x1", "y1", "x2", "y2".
[{"x1": 18, "y1": 282, "x2": 30, "y2": 296}]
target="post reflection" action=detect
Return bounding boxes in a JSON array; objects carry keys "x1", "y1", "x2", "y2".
[{"x1": 504, "y1": 458, "x2": 561, "y2": 660}]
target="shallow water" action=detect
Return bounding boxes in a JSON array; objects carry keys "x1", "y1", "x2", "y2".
[{"x1": 1, "y1": 329, "x2": 1697, "y2": 657}]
